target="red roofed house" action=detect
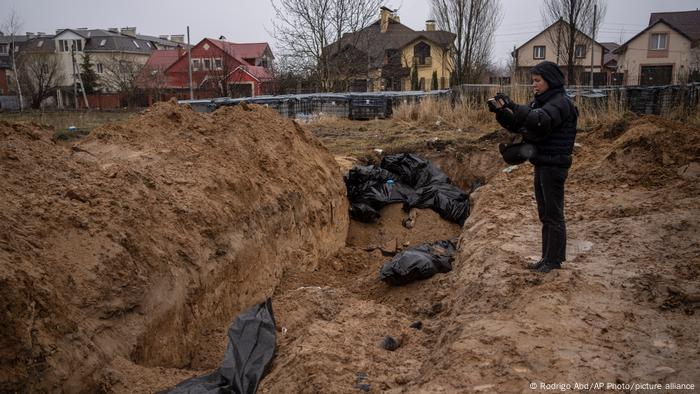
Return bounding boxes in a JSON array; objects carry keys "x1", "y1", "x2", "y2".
[{"x1": 143, "y1": 38, "x2": 274, "y2": 100}]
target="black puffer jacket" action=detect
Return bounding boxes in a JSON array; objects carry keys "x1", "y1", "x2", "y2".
[{"x1": 496, "y1": 62, "x2": 578, "y2": 168}]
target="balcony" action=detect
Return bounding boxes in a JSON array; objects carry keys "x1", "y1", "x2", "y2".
[{"x1": 413, "y1": 56, "x2": 432, "y2": 67}]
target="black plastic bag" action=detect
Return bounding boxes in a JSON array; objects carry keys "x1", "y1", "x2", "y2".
[
  {"x1": 380, "y1": 153, "x2": 450, "y2": 188},
  {"x1": 379, "y1": 240, "x2": 456, "y2": 286},
  {"x1": 344, "y1": 154, "x2": 470, "y2": 225},
  {"x1": 167, "y1": 299, "x2": 276, "y2": 394},
  {"x1": 344, "y1": 165, "x2": 407, "y2": 221}
]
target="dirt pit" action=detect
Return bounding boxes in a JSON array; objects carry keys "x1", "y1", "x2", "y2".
[
  {"x1": 2, "y1": 109, "x2": 699, "y2": 393},
  {"x1": 0, "y1": 102, "x2": 348, "y2": 392},
  {"x1": 267, "y1": 115, "x2": 699, "y2": 392}
]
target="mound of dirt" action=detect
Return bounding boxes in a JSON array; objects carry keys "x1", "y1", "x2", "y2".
[
  {"x1": 580, "y1": 115, "x2": 700, "y2": 187},
  {"x1": 0, "y1": 102, "x2": 348, "y2": 392}
]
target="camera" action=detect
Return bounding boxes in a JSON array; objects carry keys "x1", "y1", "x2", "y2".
[{"x1": 487, "y1": 97, "x2": 503, "y2": 112}]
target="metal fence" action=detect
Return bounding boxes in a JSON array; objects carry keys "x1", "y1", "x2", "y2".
[
  {"x1": 181, "y1": 90, "x2": 452, "y2": 119},
  {"x1": 0, "y1": 96, "x2": 27, "y2": 111},
  {"x1": 454, "y1": 83, "x2": 700, "y2": 116},
  {"x1": 180, "y1": 83, "x2": 700, "y2": 119}
]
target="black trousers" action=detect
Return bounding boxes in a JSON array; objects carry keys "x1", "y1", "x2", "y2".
[{"x1": 534, "y1": 165, "x2": 569, "y2": 263}]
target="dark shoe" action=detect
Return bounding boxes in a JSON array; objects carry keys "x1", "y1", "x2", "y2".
[
  {"x1": 531, "y1": 260, "x2": 561, "y2": 273},
  {"x1": 527, "y1": 259, "x2": 545, "y2": 270}
]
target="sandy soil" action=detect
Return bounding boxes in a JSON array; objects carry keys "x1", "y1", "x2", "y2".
[
  {"x1": 1, "y1": 108, "x2": 698, "y2": 393},
  {"x1": 0, "y1": 102, "x2": 348, "y2": 392},
  {"x1": 260, "y1": 115, "x2": 700, "y2": 393}
]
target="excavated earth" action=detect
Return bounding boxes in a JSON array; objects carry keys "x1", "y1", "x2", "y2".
[
  {"x1": 1, "y1": 106, "x2": 699, "y2": 393},
  {"x1": 0, "y1": 102, "x2": 348, "y2": 392}
]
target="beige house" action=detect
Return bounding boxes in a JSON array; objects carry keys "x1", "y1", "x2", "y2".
[
  {"x1": 614, "y1": 11, "x2": 700, "y2": 86},
  {"x1": 19, "y1": 27, "x2": 183, "y2": 107},
  {"x1": 325, "y1": 7, "x2": 456, "y2": 92},
  {"x1": 513, "y1": 19, "x2": 607, "y2": 85}
]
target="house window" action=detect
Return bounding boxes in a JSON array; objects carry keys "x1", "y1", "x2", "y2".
[
  {"x1": 96, "y1": 63, "x2": 104, "y2": 74},
  {"x1": 533, "y1": 45, "x2": 546, "y2": 59},
  {"x1": 99, "y1": 39, "x2": 107, "y2": 47},
  {"x1": 413, "y1": 41, "x2": 431, "y2": 65},
  {"x1": 0, "y1": 44, "x2": 7, "y2": 54},
  {"x1": 192, "y1": 58, "x2": 201, "y2": 71},
  {"x1": 59, "y1": 39, "x2": 82, "y2": 52},
  {"x1": 214, "y1": 58, "x2": 222, "y2": 70},
  {"x1": 203, "y1": 58, "x2": 211, "y2": 70},
  {"x1": 385, "y1": 49, "x2": 400, "y2": 65},
  {"x1": 37, "y1": 40, "x2": 44, "y2": 48},
  {"x1": 575, "y1": 44, "x2": 586, "y2": 58},
  {"x1": 650, "y1": 33, "x2": 668, "y2": 50},
  {"x1": 132, "y1": 40, "x2": 140, "y2": 48}
]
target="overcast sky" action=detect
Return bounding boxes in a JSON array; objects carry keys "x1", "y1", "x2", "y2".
[{"x1": 3, "y1": 0, "x2": 699, "y2": 65}]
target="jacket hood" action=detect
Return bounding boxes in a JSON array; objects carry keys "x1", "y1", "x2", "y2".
[{"x1": 530, "y1": 61, "x2": 565, "y2": 89}]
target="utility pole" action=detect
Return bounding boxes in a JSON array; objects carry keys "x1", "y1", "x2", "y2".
[
  {"x1": 512, "y1": 44, "x2": 517, "y2": 83},
  {"x1": 71, "y1": 46, "x2": 78, "y2": 109},
  {"x1": 187, "y1": 26, "x2": 193, "y2": 100},
  {"x1": 71, "y1": 45, "x2": 89, "y2": 109},
  {"x1": 10, "y1": 33, "x2": 23, "y2": 111},
  {"x1": 590, "y1": 4, "x2": 596, "y2": 88}
]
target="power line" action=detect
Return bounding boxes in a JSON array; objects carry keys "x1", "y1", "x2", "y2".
[{"x1": 493, "y1": 31, "x2": 541, "y2": 37}]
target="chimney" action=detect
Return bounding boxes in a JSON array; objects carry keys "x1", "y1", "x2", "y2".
[
  {"x1": 108, "y1": 27, "x2": 118, "y2": 33},
  {"x1": 121, "y1": 27, "x2": 137, "y2": 37},
  {"x1": 170, "y1": 34, "x2": 185, "y2": 44},
  {"x1": 37, "y1": 32, "x2": 46, "y2": 36},
  {"x1": 26, "y1": 32, "x2": 35, "y2": 39},
  {"x1": 159, "y1": 35, "x2": 170, "y2": 40},
  {"x1": 426, "y1": 20, "x2": 436, "y2": 31},
  {"x1": 380, "y1": 6, "x2": 393, "y2": 33}
]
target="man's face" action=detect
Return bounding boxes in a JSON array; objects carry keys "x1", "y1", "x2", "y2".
[{"x1": 532, "y1": 74, "x2": 549, "y2": 95}]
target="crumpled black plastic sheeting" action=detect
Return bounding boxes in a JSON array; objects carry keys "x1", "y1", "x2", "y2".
[
  {"x1": 344, "y1": 154, "x2": 469, "y2": 225},
  {"x1": 379, "y1": 240, "x2": 456, "y2": 286},
  {"x1": 167, "y1": 299, "x2": 276, "y2": 394}
]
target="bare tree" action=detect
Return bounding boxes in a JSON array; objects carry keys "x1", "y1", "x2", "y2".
[
  {"x1": 2, "y1": 9, "x2": 24, "y2": 110},
  {"x1": 16, "y1": 52, "x2": 64, "y2": 109},
  {"x1": 272, "y1": 54, "x2": 319, "y2": 94},
  {"x1": 542, "y1": 0, "x2": 606, "y2": 84},
  {"x1": 271, "y1": 0, "x2": 381, "y2": 91},
  {"x1": 430, "y1": 0, "x2": 502, "y2": 85},
  {"x1": 101, "y1": 55, "x2": 146, "y2": 107},
  {"x1": 139, "y1": 64, "x2": 169, "y2": 102}
]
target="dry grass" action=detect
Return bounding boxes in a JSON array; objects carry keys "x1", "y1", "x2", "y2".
[
  {"x1": 391, "y1": 97, "x2": 496, "y2": 130},
  {"x1": 391, "y1": 85, "x2": 535, "y2": 131},
  {"x1": 391, "y1": 86, "x2": 699, "y2": 131},
  {"x1": 573, "y1": 90, "x2": 627, "y2": 130},
  {"x1": 0, "y1": 110, "x2": 135, "y2": 132}
]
